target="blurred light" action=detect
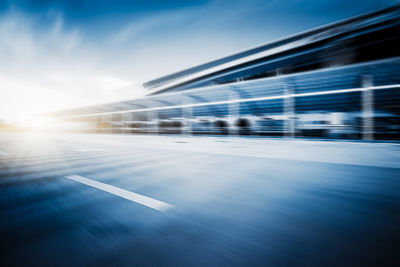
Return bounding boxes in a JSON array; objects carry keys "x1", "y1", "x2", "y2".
[{"x1": 21, "y1": 116, "x2": 55, "y2": 131}]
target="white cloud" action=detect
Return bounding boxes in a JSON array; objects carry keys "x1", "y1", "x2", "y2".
[{"x1": 0, "y1": 9, "x2": 144, "y2": 122}]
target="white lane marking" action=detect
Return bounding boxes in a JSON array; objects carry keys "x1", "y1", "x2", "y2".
[
  {"x1": 73, "y1": 146, "x2": 107, "y2": 152},
  {"x1": 73, "y1": 149, "x2": 107, "y2": 152},
  {"x1": 64, "y1": 175, "x2": 174, "y2": 212}
]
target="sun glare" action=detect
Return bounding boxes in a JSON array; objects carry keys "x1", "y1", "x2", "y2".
[{"x1": 14, "y1": 116, "x2": 56, "y2": 132}]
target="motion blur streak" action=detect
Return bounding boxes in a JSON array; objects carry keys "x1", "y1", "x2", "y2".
[
  {"x1": 1, "y1": 2, "x2": 400, "y2": 267},
  {"x1": 1, "y1": 133, "x2": 400, "y2": 266}
]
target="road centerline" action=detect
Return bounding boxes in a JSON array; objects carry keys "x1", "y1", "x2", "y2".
[{"x1": 64, "y1": 175, "x2": 174, "y2": 212}]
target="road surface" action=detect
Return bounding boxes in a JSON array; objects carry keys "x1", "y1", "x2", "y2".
[{"x1": 0, "y1": 132, "x2": 399, "y2": 266}]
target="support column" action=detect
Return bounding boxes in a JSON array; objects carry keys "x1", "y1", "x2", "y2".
[
  {"x1": 228, "y1": 91, "x2": 240, "y2": 136},
  {"x1": 146, "y1": 104, "x2": 152, "y2": 134},
  {"x1": 284, "y1": 83, "x2": 295, "y2": 137},
  {"x1": 105, "y1": 114, "x2": 112, "y2": 133},
  {"x1": 182, "y1": 99, "x2": 192, "y2": 135},
  {"x1": 362, "y1": 75, "x2": 374, "y2": 140},
  {"x1": 96, "y1": 116, "x2": 101, "y2": 133},
  {"x1": 86, "y1": 118, "x2": 91, "y2": 133},
  {"x1": 120, "y1": 113, "x2": 124, "y2": 134},
  {"x1": 154, "y1": 110, "x2": 159, "y2": 135}
]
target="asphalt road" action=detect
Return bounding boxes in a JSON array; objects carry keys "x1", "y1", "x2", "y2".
[{"x1": 0, "y1": 133, "x2": 399, "y2": 266}]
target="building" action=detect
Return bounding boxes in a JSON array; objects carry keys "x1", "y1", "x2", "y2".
[{"x1": 51, "y1": 5, "x2": 400, "y2": 139}]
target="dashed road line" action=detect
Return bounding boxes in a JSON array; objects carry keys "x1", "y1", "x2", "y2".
[{"x1": 64, "y1": 175, "x2": 174, "y2": 212}]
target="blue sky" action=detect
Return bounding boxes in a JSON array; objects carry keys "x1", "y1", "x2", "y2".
[{"x1": 0, "y1": 0, "x2": 398, "y2": 121}]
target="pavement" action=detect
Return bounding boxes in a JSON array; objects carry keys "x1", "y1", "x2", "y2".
[{"x1": 0, "y1": 132, "x2": 399, "y2": 266}]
